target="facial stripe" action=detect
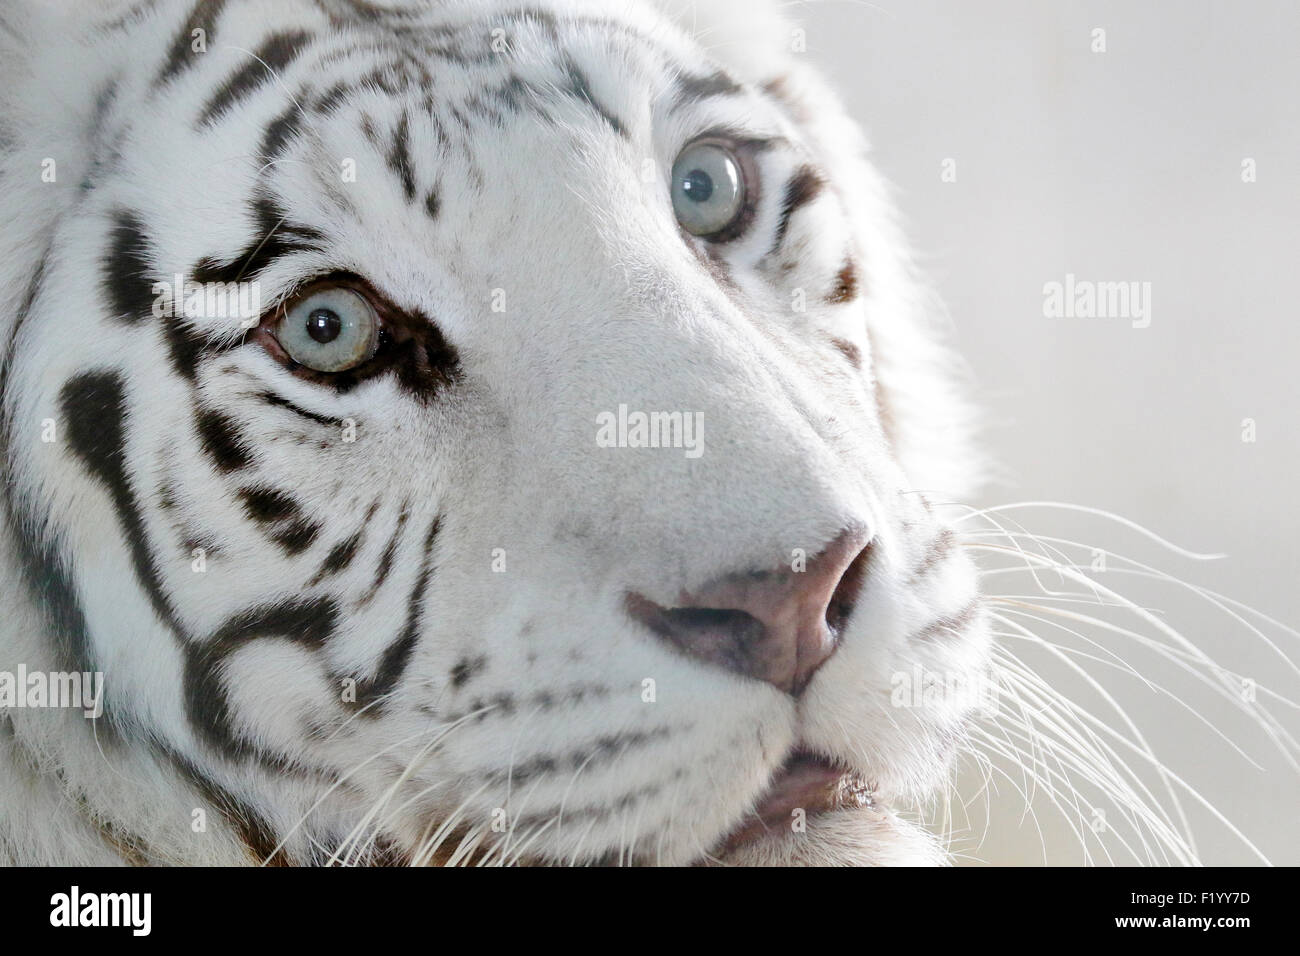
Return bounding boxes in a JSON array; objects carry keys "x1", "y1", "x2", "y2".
[
  {"x1": 61, "y1": 371, "x2": 186, "y2": 638},
  {"x1": 673, "y1": 69, "x2": 742, "y2": 108},
  {"x1": 352, "y1": 517, "x2": 441, "y2": 713},
  {"x1": 559, "y1": 57, "x2": 627, "y2": 138},
  {"x1": 909, "y1": 528, "x2": 955, "y2": 584},
  {"x1": 260, "y1": 102, "x2": 307, "y2": 163},
  {"x1": 103, "y1": 210, "x2": 156, "y2": 325},
  {"x1": 255, "y1": 391, "x2": 346, "y2": 429},
  {"x1": 830, "y1": 337, "x2": 862, "y2": 369},
  {"x1": 191, "y1": 195, "x2": 326, "y2": 286},
  {"x1": 157, "y1": 0, "x2": 230, "y2": 86},
  {"x1": 358, "y1": 507, "x2": 409, "y2": 606},
  {"x1": 482, "y1": 726, "x2": 674, "y2": 787},
  {"x1": 197, "y1": 30, "x2": 315, "y2": 127},
  {"x1": 238, "y1": 486, "x2": 322, "y2": 555},
  {"x1": 911, "y1": 598, "x2": 982, "y2": 643},
  {"x1": 772, "y1": 166, "x2": 825, "y2": 254},
  {"x1": 161, "y1": 312, "x2": 213, "y2": 382},
  {"x1": 184, "y1": 597, "x2": 338, "y2": 756},
  {"x1": 195, "y1": 407, "x2": 253, "y2": 472},
  {"x1": 0, "y1": 256, "x2": 109, "y2": 695},
  {"x1": 308, "y1": 531, "x2": 364, "y2": 585},
  {"x1": 386, "y1": 111, "x2": 417, "y2": 201},
  {"x1": 164, "y1": 747, "x2": 293, "y2": 865},
  {"x1": 828, "y1": 257, "x2": 860, "y2": 305}
]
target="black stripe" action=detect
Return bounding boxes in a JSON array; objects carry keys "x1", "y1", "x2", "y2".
[
  {"x1": 830, "y1": 337, "x2": 862, "y2": 369},
  {"x1": 184, "y1": 598, "x2": 338, "y2": 759},
  {"x1": 772, "y1": 166, "x2": 824, "y2": 253},
  {"x1": 61, "y1": 372, "x2": 186, "y2": 638},
  {"x1": 828, "y1": 258, "x2": 860, "y2": 305},
  {"x1": 260, "y1": 103, "x2": 306, "y2": 162},
  {"x1": 197, "y1": 30, "x2": 313, "y2": 127},
  {"x1": 191, "y1": 195, "x2": 325, "y2": 286},
  {"x1": 485, "y1": 726, "x2": 672, "y2": 787},
  {"x1": 239, "y1": 486, "x2": 301, "y2": 523},
  {"x1": 102, "y1": 0, "x2": 164, "y2": 31},
  {"x1": 674, "y1": 69, "x2": 741, "y2": 107},
  {"x1": 161, "y1": 313, "x2": 211, "y2": 382},
  {"x1": 449, "y1": 654, "x2": 487, "y2": 689},
  {"x1": 239, "y1": 487, "x2": 321, "y2": 556},
  {"x1": 195, "y1": 406, "x2": 253, "y2": 472},
  {"x1": 352, "y1": 518, "x2": 440, "y2": 713},
  {"x1": 0, "y1": 254, "x2": 113, "y2": 708},
  {"x1": 912, "y1": 598, "x2": 982, "y2": 643},
  {"x1": 256, "y1": 390, "x2": 345, "y2": 428},
  {"x1": 157, "y1": 0, "x2": 229, "y2": 86},
  {"x1": 163, "y1": 747, "x2": 293, "y2": 865},
  {"x1": 387, "y1": 111, "x2": 416, "y2": 201},
  {"x1": 0, "y1": 260, "x2": 107, "y2": 697},
  {"x1": 308, "y1": 531, "x2": 363, "y2": 585},
  {"x1": 102, "y1": 210, "x2": 156, "y2": 325},
  {"x1": 389, "y1": 306, "x2": 462, "y2": 402},
  {"x1": 560, "y1": 57, "x2": 627, "y2": 138},
  {"x1": 359, "y1": 508, "x2": 408, "y2": 605},
  {"x1": 272, "y1": 518, "x2": 321, "y2": 555},
  {"x1": 312, "y1": 80, "x2": 352, "y2": 114}
]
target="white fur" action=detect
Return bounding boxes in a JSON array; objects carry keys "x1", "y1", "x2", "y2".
[{"x1": 0, "y1": 0, "x2": 990, "y2": 865}]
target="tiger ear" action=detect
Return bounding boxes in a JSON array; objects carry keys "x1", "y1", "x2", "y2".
[{"x1": 648, "y1": 0, "x2": 798, "y2": 82}]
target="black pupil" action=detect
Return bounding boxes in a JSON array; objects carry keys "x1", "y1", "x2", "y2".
[
  {"x1": 682, "y1": 168, "x2": 714, "y2": 203},
  {"x1": 306, "y1": 308, "x2": 342, "y2": 344}
]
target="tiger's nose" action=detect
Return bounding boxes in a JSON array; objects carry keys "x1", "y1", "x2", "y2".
[{"x1": 626, "y1": 530, "x2": 873, "y2": 696}]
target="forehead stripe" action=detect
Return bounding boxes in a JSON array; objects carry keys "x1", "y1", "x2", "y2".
[{"x1": 197, "y1": 30, "x2": 314, "y2": 127}]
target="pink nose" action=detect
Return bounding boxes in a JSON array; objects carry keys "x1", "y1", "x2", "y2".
[{"x1": 626, "y1": 529, "x2": 873, "y2": 695}]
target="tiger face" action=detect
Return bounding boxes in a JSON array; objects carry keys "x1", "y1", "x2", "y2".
[{"x1": 0, "y1": 0, "x2": 990, "y2": 865}]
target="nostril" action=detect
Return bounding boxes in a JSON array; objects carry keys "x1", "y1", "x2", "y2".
[
  {"x1": 626, "y1": 527, "x2": 874, "y2": 695},
  {"x1": 825, "y1": 540, "x2": 872, "y2": 636},
  {"x1": 625, "y1": 594, "x2": 769, "y2": 679},
  {"x1": 662, "y1": 606, "x2": 764, "y2": 640}
]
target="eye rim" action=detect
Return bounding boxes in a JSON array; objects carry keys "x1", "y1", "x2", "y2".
[
  {"x1": 670, "y1": 134, "x2": 761, "y2": 244},
  {"x1": 275, "y1": 282, "x2": 380, "y2": 373},
  {"x1": 252, "y1": 273, "x2": 401, "y2": 388}
]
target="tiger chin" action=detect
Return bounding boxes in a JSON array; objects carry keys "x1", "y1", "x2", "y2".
[{"x1": 0, "y1": 0, "x2": 990, "y2": 867}]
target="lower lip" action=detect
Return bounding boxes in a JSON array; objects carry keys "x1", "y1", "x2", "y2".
[{"x1": 716, "y1": 752, "x2": 876, "y2": 855}]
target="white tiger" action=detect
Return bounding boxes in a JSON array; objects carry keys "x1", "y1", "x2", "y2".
[{"x1": 0, "y1": 0, "x2": 1285, "y2": 867}]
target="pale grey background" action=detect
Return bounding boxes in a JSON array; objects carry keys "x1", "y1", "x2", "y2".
[{"x1": 799, "y1": 0, "x2": 1299, "y2": 864}]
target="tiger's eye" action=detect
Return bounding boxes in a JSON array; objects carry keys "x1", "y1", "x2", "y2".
[
  {"x1": 671, "y1": 140, "x2": 746, "y2": 237},
  {"x1": 306, "y1": 308, "x2": 342, "y2": 344},
  {"x1": 275, "y1": 286, "x2": 379, "y2": 373}
]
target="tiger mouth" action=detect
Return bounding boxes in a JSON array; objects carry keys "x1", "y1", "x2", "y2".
[{"x1": 707, "y1": 751, "x2": 880, "y2": 860}]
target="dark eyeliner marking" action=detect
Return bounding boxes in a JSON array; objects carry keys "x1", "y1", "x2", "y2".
[{"x1": 256, "y1": 391, "x2": 346, "y2": 428}]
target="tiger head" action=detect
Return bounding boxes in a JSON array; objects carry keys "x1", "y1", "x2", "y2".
[{"x1": 0, "y1": 0, "x2": 990, "y2": 865}]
